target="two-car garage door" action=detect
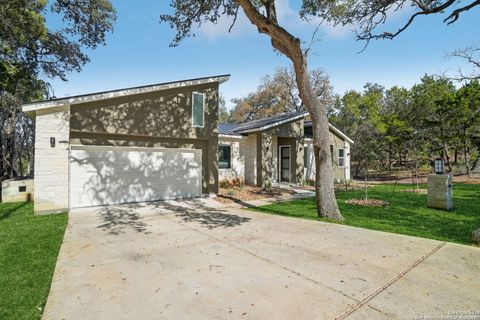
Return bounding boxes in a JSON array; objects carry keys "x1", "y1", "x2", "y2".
[{"x1": 70, "y1": 146, "x2": 202, "y2": 208}]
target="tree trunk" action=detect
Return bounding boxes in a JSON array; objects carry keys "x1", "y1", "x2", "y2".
[
  {"x1": 236, "y1": 0, "x2": 342, "y2": 220},
  {"x1": 464, "y1": 128, "x2": 470, "y2": 175},
  {"x1": 388, "y1": 143, "x2": 393, "y2": 171},
  {"x1": 443, "y1": 143, "x2": 452, "y2": 173},
  {"x1": 293, "y1": 59, "x2": 342, "y2": 220}
]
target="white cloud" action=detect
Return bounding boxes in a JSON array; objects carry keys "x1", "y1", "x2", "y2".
[{"x1": 195, "y1": 9, "x2": 254, "y2": 42}]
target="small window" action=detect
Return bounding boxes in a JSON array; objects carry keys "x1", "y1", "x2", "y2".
[
  {"x1": 330, "y1": 145, "x2": 334, "y2": 166},
  {"x1": 19, "y1": 186, "x2": 27, "y2": 192},
  {"x1": 192, "y1": 92, "x2": 205, "y2": 127},
  {"x1": 304, "y1": 146, "x2": 308, "y2": 168},
  {"x1": 218, "y1": 145, "x2": 231, "y2": 169},
  {"x1": 338, "y1": 148, "x2": 345, "y2": 167}
]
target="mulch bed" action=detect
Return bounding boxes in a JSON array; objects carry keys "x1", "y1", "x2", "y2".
[
  {"x1": 346, "y1": 199, "x2": 390, "y2": 207},
  {"x1": 216, "y1": 185, "x2": 296, "y2": 204}
]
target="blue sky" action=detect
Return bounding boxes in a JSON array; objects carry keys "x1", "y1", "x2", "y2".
[{"x1": 47, "y1": 0, "x2": 478, "y2": 109}]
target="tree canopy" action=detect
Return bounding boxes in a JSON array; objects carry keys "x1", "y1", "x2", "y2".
[
  {"x1": 0, "y1": 0, "x2": 116, "y2": 181},
  {"x1": 0, "y1": 0, "x2": 116, "y2": 82}
]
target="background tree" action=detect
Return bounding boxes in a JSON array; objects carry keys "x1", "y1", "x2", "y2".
[
  {"x1": 331, "y1": 75, "x2": 480, "y2": 177},
  {"x1": 451, "y1": 46, "x2": 480, "y2": 80},
  {"x1": 230, "y1": 67, "x2": 334, "y2": 123},
  {"x1": 161, "y1": 0, "x2": 347, "y2": 220},
  {"x1": 410, "y1": 76, "x2": 457, "y2": 171},
  {"x1": 218, "y1": 94, "x2": 231, "y2": 123},
  {"x1": 0, "y1": 0, "x2": 116, "y2": 184},
  {"x1": 454, "y1": 80, "x2": 480, "y2": 173}
]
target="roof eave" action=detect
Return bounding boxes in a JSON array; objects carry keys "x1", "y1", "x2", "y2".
[
  {"x1": 22, "y1": 74, "x2": 230, "y2": 113},
  {"x1": 329, "y1": 123, "x2": 354, "y2": 144},
  {"x1": 235, "y1": 112, "x2": 309, "y2": 134}
]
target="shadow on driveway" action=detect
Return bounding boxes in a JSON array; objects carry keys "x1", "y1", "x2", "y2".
[{"x1": 95, "y1": 199, "x2": 251, "y2": 234}]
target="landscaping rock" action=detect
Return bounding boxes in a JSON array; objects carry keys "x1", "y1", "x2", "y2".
[{"x1": 472, "y1": 228, "x2": 480, "y2": 245}]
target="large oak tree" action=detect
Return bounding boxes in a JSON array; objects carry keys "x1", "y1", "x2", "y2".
[{"x1": 161, "y1": 1, "x2": 344, "y2": 220}]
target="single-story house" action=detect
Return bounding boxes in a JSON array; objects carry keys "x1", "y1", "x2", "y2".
[
  {"x1": 22, "y1": 75, "x2": 353, "y2": 214},
  {"x1": 218, "y1": 113, "x2": 353, "y2": 187},
  {"x1": 23, "y1": 75, "x2": 229, "y2": 214}
]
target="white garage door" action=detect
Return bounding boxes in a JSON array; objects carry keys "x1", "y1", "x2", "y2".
[{"x1": 70, "y1": 146, "x2": 202, "y2": 208}]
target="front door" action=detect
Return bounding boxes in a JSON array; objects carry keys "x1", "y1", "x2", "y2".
[{"x1": 279, "y1": 146, "x2": 291, "y2": 182}]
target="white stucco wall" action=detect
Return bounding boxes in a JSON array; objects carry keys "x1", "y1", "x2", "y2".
[
  {"x1": 304, "y1": 139, "x2": 351, "y2": 182},
  {"x1": 218, "y1": 137, "x2": 245, "y2": 183},
  {"x1": 33, "y1": 106, "x2": 70, "y2": 214}
]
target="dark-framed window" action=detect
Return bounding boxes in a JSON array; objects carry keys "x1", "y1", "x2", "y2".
[
  {"x1": 192, "y1": 92, "x2": 205, "y2": 127},
  {"x1": 218, "y1": 145, "x2": 231, "y2": 169},
  {"x1": 330, "y1": 144, "x2": 334, "y2": 166},
  {"x1": 338, "y1": 148, "x2": 345, "y2": 167}
]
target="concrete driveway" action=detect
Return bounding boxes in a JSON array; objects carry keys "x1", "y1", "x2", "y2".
[{"x1": 43, "y1": 199, "x2": 480, "y2": 319}]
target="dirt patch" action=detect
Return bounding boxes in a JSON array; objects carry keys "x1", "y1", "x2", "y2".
[
  {"x1": 217, "y1": 185, "x2": 296, "y2": 204},
  {"x1": 346, "y1": 199, "x2": 390, "y2": 207},
  {"x1": 400, "y1": 189, "x2": 428, "y2": 194}
]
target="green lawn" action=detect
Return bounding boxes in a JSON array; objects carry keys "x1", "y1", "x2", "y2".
[
  {"x1": 0, "y1": 202, "x2": 67, "y2": 320},
  {"x1": 250, "y1": 183, "x2": 480, "y2": 245}
]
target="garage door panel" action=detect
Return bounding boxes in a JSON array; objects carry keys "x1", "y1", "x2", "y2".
[{"x1": 70, "y1": 147, "x2": 202, "y2": 208}]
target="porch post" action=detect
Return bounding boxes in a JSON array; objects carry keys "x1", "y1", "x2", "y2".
[{"x1": 257, "y1": 132, "x2": 273, "y2": 189}]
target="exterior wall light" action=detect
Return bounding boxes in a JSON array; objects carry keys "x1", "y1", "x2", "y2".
[
  {"x1": 434, "y1": 158, "x2": 444, "y2": 174},
  {"x1": 50, "y1": 137, "x2": 56, "y2": 148}
]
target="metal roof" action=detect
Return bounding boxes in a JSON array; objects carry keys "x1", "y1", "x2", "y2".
[
  {"x1": 219, "y1": 113, "x2": 354, "y2": 144},
  {"x1": 218, "y1": 111, "x2": 308, "y2": 136}
]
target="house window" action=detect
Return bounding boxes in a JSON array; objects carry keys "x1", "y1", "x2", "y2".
[
  {"x1": 304, "y1": 146, "x2": 308, "y2": 168},
  {"x1": 338, "y1": 148, "x2": 345, "y2": 167},
  {"x1": 192, "y1": 92, "x2": 205, "y2": 127},
  {"x1": 330, "y1": 145, "x2": 334, "y2": 166},
  {"x1": 218, "y1": 145, "x2": 231, "y2": 169}
]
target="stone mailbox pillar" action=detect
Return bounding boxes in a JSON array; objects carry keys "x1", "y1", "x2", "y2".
[{"x1": 427, "y1": 174, "x2": 453, "y2": 210}]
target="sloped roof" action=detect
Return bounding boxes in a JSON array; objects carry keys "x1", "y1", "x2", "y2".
[
  {"x1": 22, "y1": 74, "x2": 230, "y2": 114},
  {"x1": 218, "y1": 123, "x2": 242, "y2": 136},
  {"x1": 219, "y1": 111, "x2": 308, "y2": 136},
  {"x1": 304, "y1": 121, "x2": 354, "y2": 144},
  {"x1": 219, "y1": 113, "x2": 354, "y2": 144}
]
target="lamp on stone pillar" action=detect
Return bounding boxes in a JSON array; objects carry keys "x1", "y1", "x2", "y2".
[{"x1": 434, "y1": 158, "x2": 444, "y2": 174}]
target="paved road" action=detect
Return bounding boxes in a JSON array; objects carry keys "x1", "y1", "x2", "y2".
[{"x1": 43, "y1": 198, "x2": 480, "y2": 319}]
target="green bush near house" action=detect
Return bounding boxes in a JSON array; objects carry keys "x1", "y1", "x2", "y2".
[
  {"x1": 0, "y1": 202, "x2": 67, "y2": 320},
  {"x1": 250, "y1": 183, "x2": 480, "y2": 245}
]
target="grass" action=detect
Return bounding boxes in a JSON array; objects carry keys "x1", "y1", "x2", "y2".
[
  {"x1": 250, "y1": 183, "x2": 480, "y2": 245},
  {"x1": 0, "y1": 202, "x2": 68, "y2": 320}
]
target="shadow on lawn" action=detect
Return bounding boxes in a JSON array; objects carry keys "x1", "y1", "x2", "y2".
[{"x1": 0, "y1": 202, "x2": 29, "y2": 221}]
